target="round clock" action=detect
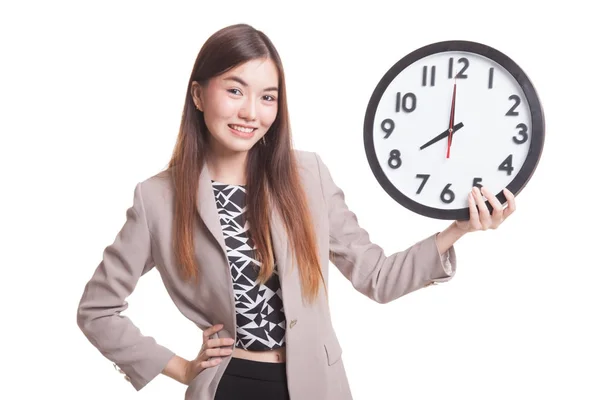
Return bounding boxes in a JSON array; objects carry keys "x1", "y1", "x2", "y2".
[{"x1": 363, "y1": 40, "x2": 545, "y2": 220}]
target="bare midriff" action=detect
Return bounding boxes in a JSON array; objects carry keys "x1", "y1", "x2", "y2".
[{"x1": 232, "y1": 347, "x2": 286, "y2": 363}]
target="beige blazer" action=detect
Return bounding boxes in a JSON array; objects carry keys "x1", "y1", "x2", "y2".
[{"x1": 76, "y1": 150, "x2": 456, "y2": 400}]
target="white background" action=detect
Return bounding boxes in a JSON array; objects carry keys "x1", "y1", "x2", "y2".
[{"x1": 1, "y1": 1, "x2": 598, "y2": 399}]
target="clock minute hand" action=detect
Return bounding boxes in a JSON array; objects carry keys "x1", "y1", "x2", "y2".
[{"x1": 419, "y1": 122, "x2": 464, "y2": 151}]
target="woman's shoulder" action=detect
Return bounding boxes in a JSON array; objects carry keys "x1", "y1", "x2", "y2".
[
  {"x1": 294, "y1": 149, "x2": 314, "y2": 159},
  {"x1": 140, "y1": 169, "x2": 173, "y2": 189},
  {"x1": 294, "y1": 149, "x2": 329, "y2": 193},
  {"x1": 294, "y1": 149, "x2": 319, "y2": 171},
  {"x1": 133, "y1": 150, "x2": 325, "y2": 199},
  {"x1": 294, "y1": 149, "x2": 334, "y2": 183},
  {"x1": 135, "y1": 169, "x2": 175, "y2": 208}
]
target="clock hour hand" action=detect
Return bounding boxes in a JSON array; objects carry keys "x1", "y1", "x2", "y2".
[{"x1": 419, "y1": 122, "x2": 464, "y2": 150}]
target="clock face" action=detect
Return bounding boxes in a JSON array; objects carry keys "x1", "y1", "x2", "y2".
[{"x1": 364, "y1": 41, "x2": 544, "y2": 220}]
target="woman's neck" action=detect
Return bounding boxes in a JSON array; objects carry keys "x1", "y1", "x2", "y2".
[{"x1": 205, "y1": 149, "x2": 248, "y2": 186}]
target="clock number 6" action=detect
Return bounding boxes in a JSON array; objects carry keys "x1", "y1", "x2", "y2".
[
  {"x1": 440, "y1": 183, "x2": 456, "y2": 204},
  {"x1": 388, "y1": 149, "x2": 402, "y2": 169}
]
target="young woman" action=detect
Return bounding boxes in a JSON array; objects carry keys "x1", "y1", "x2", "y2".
[{"x1": 76, "y1": 23, "x2": 516, "y2": 400}]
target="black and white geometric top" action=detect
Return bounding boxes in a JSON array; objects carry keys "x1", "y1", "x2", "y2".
[{"x1": 211, "y1": 180, "x2": 287, "y2": 351}]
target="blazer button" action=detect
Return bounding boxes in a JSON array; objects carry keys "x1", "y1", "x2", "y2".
[
  {"x1": 113, "y1": 363, "x2": 125, "y2": 374},
  {"x1": 289, "y1": 319, "x2": 297, "y2": 328},
  {"x1": 124, "y1": 375, "x2": 131, "y2": 382}
]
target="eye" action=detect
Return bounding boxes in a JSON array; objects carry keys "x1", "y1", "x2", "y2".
[
  {"x1": 227, "y1": 88, "x2": 242, "y2": 95},
  {"x1": 263, "y1": 95, "x2": 277, "y2": 102}
]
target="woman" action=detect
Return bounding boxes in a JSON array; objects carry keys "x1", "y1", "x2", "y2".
[{"x1": 76, "y1": 23, "x2": 516, "y2": 400}]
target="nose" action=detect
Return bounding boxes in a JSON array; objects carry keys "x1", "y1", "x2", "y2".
[{"x1": 239, "y1": 97, "x2": 257, "y2": 121}]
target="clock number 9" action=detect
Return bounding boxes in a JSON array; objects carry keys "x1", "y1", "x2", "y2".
[
  {"x1": 440, "y1": 183, "x2": 455, "y2": 204},
  {"x1": 381, "y1": 118, "x2": 395, "y2": 138},
  {"x1": 388, "y1": 149, "x2": 402, "y2": 169}
]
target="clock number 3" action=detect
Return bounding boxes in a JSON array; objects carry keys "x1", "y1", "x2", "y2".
[{"x1": 513, "y1": 123, "x2": 529, "y2": 144}]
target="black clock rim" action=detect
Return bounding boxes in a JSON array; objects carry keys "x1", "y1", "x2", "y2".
[{"x1": 363, "y1": 40, "x2": 545, "y2": 220}]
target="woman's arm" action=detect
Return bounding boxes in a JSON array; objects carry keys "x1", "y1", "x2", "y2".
[
  {"x1": 76, "y1": 182, "x2": 175, "y2": 390},
  {"x1": 314, "y1": 152, "x2": 458, "y2": 304},
  {"x1": 436, "y1": 221, "x2": 467, "y2": 255},
  {"x1": 162, "y1": 355, "x2": 191, "y2": 385}
]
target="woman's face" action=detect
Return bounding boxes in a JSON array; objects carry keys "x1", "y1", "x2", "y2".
[{"x1": 192, "y1": 58, "x2": 279, "y2": 157}]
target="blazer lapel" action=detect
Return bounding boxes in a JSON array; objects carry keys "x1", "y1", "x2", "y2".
[
  {"x1": 268, "y1": 200, "x2": 290, "y2": 278},
  {"x1": 196, "y1": 162, "x2": 228, "y2": 256},
  {"x1": 195, "y1": 161, "x2": 291, "y2": 277}
]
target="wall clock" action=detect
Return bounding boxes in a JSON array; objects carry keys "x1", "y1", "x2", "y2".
[{"x1": 363, "y1": 40, "x2": 545, "y2": 220}]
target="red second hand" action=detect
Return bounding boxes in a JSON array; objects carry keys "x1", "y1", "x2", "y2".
[{"x1": 447, "y1": 79, "x2": 457, "y2": 158}]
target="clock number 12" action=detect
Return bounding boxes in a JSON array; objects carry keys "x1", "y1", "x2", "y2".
[{"x1": 448, "y1": 57, "x2": 469, "y2": 79}]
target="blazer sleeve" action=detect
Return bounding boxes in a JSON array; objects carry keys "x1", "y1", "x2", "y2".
[
  {"x1": 76, "y1": 182, "x2": 175, "y2": 391},
  {"x1": 314, "y1": 152, "x2": 457, "y2": 304}
]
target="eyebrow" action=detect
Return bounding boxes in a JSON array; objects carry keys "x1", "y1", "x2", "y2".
[{"x1": 224, "y1": 76, "x2": 278, "y2": 93}]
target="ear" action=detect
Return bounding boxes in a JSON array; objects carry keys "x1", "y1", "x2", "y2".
[{"x1": 191, "y1": 81, "x2": 204, "y2": 112}]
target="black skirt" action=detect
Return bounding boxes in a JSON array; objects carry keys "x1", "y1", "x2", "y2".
[{"x1": 214, "y1": 357, "x2": 290, "y2": 400}]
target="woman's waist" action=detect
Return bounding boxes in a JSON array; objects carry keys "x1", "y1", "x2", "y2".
[{"x1": 232, "y1": 346, "x2": 286, "y2": 363}]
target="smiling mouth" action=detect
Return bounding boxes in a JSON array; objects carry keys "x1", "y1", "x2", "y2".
[{"x1": 229, "y1": 124, "x2": 256, "y2": 133}]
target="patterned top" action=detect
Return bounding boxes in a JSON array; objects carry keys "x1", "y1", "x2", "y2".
[{"x1": 211, "y1": 180, "x2": 287, "y2": 351}]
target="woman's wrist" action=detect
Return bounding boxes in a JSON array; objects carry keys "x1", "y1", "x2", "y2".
[
  {"x1": 435, "y1": 221, "x2": 468, "y2": 254},
  {"x1": 162, "y1": 354, "x2": 192, "y2": 385}
]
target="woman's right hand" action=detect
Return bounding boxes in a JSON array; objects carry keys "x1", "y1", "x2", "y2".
[{"x1": 184, "y1": 324, "x2": 235, "y2": 385}]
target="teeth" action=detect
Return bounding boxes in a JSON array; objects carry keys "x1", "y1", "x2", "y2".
[{"x1": 230, "y1": 125, "x2": 254, "y2": 133}]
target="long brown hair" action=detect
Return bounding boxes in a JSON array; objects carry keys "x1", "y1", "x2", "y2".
[{"x1": 166, "y1": 24, "x2": 325, "y2": 304}]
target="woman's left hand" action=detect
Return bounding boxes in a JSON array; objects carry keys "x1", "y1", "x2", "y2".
[{"x1": 455, "y1": 186, "x2": 516, "y2": 233}]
